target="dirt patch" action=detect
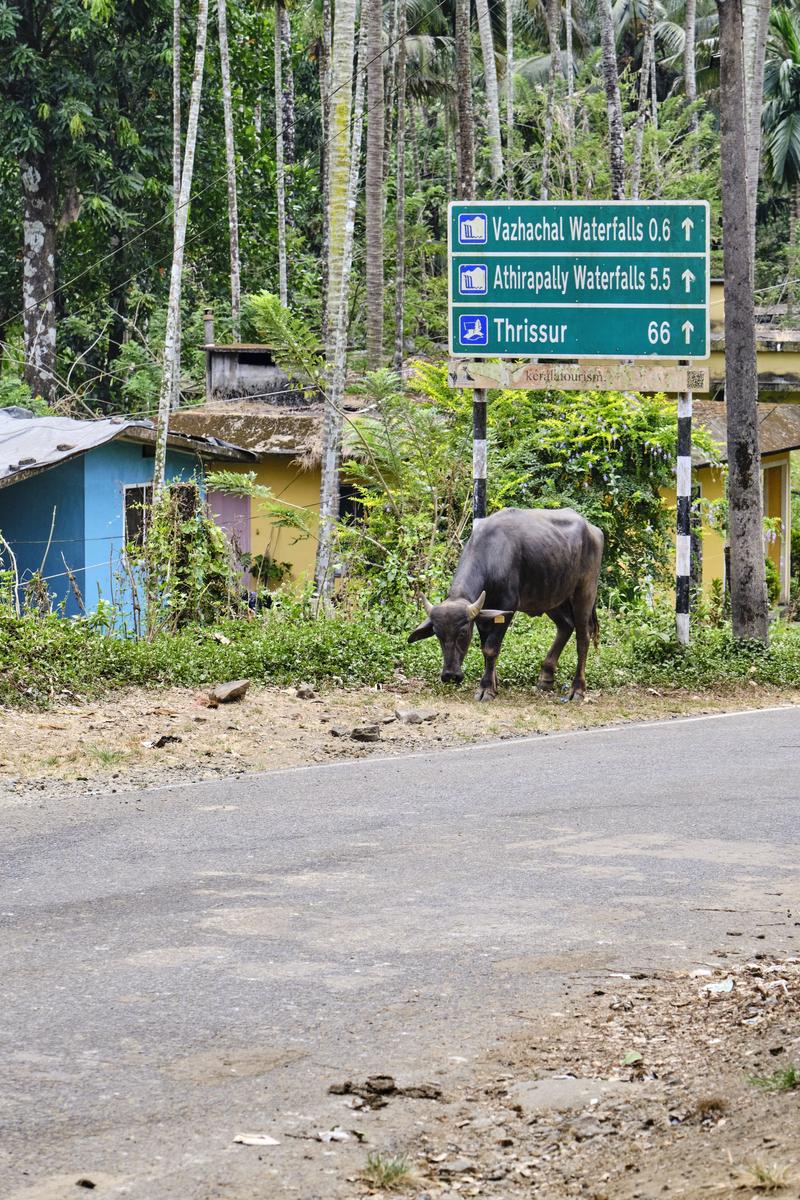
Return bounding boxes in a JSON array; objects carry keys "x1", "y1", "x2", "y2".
[
  {"x1": 360, "y1": 957, "x2": 800, "y2": 1199},
  {"x1": 0, "y1": 682, "x2": 796, "y2": 804}
]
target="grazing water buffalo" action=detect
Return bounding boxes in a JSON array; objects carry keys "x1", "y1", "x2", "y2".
[{"x1": 408, "y1": 507, "x2": 604, "y2": 701}]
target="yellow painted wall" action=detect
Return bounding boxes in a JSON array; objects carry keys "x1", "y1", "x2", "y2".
[
  {"x1": 764, "y1": 464, "x2": 784, "y2": 573},
  {"x1": 212, "y1": 455, "x2": 321, "y2": 581},
  {"x1": 697, "y1": 465, "x2": 727, "y2": 586},
  {"x1": 663, "y1": 453, "x2": 787, "y2": 594}
]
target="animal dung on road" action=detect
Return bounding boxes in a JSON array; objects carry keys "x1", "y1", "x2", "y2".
[
  {"x1": 328, "y1": 1075, "x2": 444, "y2": 1108},
  {"x1": 141, "y1": 733, "x2": 183, "y2": 749}
]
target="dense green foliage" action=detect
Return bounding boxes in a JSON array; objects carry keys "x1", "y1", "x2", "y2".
[
  {"x1": 0, "y1": 0, "x2": 795, "y2": 406},
  {"x1": 1, "y1": 603, "x2": 799, "y2": 708},
  {"x1": 337, "y1": 366, "x2": 720, "y2": 617}
]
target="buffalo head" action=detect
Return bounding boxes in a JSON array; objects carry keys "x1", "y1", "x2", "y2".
[{"x1": 408, "y1": 591, "x2": 514, "y2": 684}]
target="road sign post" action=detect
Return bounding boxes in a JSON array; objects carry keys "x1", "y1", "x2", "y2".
[
  {"x1": 676, "y1": 388, "x2": 693, "y2": 645},
  {"x1": 473, "y1": 388, "x2": 487, "y2": 520},
  {"x1": 447, "y1": 200, "x2": 710, "y2": 640}
]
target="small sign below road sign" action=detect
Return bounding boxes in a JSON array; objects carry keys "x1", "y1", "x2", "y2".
[
  {"x1": 448, "y1": 200, "x2": 710, "y2": 360},
  {"x1": 448, "y1": 358, "x2": 710, "y2": 393}
]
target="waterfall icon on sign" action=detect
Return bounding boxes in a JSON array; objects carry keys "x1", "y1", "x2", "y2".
[
  {"x1": 458, "y1": 264, "x2": 487, "y2": 295},
  {"x1": 458, "y1": 314, "x2": 488, "y2": 346},
  {"x1": 457, "y1": 213, "x2": 487, "y2": 244}
]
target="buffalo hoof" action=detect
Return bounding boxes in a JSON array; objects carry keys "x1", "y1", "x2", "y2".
[
  {"x1": 475, "y1": 687, "x2": 497, "y2": 702},
  {"x1": 537, "y1": 678, "x2": 555, "y2": 693}
]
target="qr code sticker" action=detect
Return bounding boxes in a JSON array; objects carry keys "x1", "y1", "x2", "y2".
[{"x1": 687, "y1": 370, "x2": 705, "y2": 389}]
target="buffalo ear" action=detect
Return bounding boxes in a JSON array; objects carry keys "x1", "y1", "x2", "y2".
[
  {"x1": 475, "y1": 609, "x2": 515, "y2": 627},
  {"x1": 408, "y1": 618, "x2": 435, "y2": 643}
]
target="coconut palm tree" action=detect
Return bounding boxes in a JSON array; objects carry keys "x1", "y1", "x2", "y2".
[
  {"x1": 315, "y1": 0, "x2": 357, "y2": 597},
  {"x1": 366, "y1": 0, "x2": 384, "y2": 366},
  {"x1": 597, "y1": 0, "x2": 625, "y2": 197},
  {"x1": 763, "y1": 4, "x2": 800, "y2": 242},
  {"x1": 474, "y1": 0, "x2": 505, "y2": 184},
  {"x1": 218, "y1": 0, "x2": 242, "y2": 330},
  {"x1": 155, "y1": 0, "x2": 210, "y2": 490}
]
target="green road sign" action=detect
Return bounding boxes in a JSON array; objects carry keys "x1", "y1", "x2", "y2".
[{"x1": 448, "y1": 200, "x2": 710, "y2": 360}]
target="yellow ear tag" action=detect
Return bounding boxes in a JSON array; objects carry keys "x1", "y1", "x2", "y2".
[{"x1": 494, "y1": 614, "x2": 506, "y2": 624}]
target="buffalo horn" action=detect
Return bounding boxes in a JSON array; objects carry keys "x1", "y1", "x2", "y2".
[
  {"x1": 467, "y1": 590, "x2": 486, "y2": 619},
  {"x1": 422, "y1": 596, "x2": 434, "y2": 616}
]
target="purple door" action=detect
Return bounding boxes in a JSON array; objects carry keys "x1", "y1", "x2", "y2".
[{"x1": 207, "y1": 489, "x2": 251, "y2": 582}]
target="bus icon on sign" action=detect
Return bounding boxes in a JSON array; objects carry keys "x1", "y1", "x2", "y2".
[
  {"x1": 458, "y1": 213, "x2": 487, "y2": 244},
  {"x1": 458, "y1": 264, "x2": 487, "y2": 295},
  {"x1": 459, "y1": 314, "x2": 488, "y2": 346}
]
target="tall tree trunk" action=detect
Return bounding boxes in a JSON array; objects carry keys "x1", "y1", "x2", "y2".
[
  {"x1": 788, "y1": 181, "x2": 800, "y2": 317},
  {"x1": 218, "y1": 0, "x2": 241, "y2": 336},
  {"x1": 21, "y1": 147, "x2": 57, "y2": 406},
  {"x1": 410, "y1": 102, "x2": 422, "y2": 191},
  {"x1": 172, "y1": 0, "x2": 182, "y2": 396},
  {"x1": 474, "y1": 0, "x2": 505, "y2": 186},
  {"x1": 540, "y1": 0, "x2": 562, "y2": 200},
  {"x1": 279, "y1": 3, "x2": 295, "y2": 166},
  {"x1": 596, "y1": 0, "x2": 625, "y2": 199},
  {"x1": 649, "y1": 19, "x2": 657, "y2": 127},
  {"x1": 394, "y1": 0, "x2": 407, "y2": 370},
  {"x1": 275, "y1": 3, "x2": 288, "y2": 306},
  {"x1": 684, "y1": 0, "x2": 699, "y2": 164},
  {"x1": 365, "y1": 0, "x2": 384, "y2": 367},
  {"x1": 505, "y1": 0, "x2": 514, "y2": 197},
  {"x1": 717, "y1": 0, "x2": 769, "y2": 642},
  {"x1": 742, "y1": 0, "x2": 771, "y2": 250},
  {"x1": 319, "y1": 0, "x2": 332, "y2": 347},
  {"x1": 455, "y1": 0, "x2": 475, "y2": 198},
  {"x1": 564, "y1": 0, "x2": 577, "y2": 197},
  {"x1": 315, "y1": 0, "x2": 357, "y2": 597},
  {"x1": 154, "y1": 0, "x2": 209, "y2": 491},
  {"x1": 329, "y1": 12, "x2": 366, "y2": 449},
  {"x1": 340, "y1": 13, "x2": 367, "y2": 329},
  {"x1": 384, "y1": 0, "x2": 398, "y2": 187},
  {"x1": 630, "y1": 0, "x2": 654, "y2": 199}
]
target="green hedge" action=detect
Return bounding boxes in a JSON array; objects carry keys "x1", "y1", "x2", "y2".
[{"x1": 1, "y1": 609, "x2": 799, "y2": 708}]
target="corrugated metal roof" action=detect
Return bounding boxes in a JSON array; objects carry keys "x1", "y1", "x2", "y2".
[
  {"x1": 0, "y1": 410, "x2": 252, "y2": 489},
  {"x1": 694, "y1": 400, "x2": 800, "y2": 465}
]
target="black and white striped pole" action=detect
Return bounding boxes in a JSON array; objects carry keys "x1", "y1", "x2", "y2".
[
  {"x1": 676, "y1": 388, "x2": 693, "y2": 644},
  {"x1": 473, "y1": 387, "x2": 487, "y2": 520}
]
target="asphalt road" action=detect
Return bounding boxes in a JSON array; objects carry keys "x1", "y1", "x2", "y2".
[{"x1": 2, "y1": 706, "x2": 799, "y2": 1200}]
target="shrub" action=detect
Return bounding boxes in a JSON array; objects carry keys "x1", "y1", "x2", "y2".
[
  {"x1": 338, "y1": 364, "x2": 720, "y2": 617},
  {"x1": 1, "y1": 603, "x2": 799, "y2": 709}
]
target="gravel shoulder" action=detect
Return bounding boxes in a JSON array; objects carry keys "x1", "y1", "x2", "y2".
[
  {"x1": 1, "y1": 680, "x2": 797, "y2": 804},
  {"x1": 345, "y1": 955, "x2": 800, "y2": 1200}
]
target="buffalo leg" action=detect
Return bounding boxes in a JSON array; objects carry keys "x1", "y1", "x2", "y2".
[
  {"x1": 476, "y1": 618, "x2": 512, "y2": 701},
  {"x1": 568, "y1": 588, "x2": 597, "y2": 700},
  {"x1": 538, "y1": 609, "x2": 574, "y2": 691}
]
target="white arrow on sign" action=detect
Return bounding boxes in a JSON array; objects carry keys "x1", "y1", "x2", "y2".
[
  {"x1": 681, "y1": 217, "x2": 694, "y2": 240},
  {"x1": 682, "y1": 320, "x2": 694, "y2": 344},
  {"x1": 681, "y1": 268, "x2": 696, "y2": 293}
]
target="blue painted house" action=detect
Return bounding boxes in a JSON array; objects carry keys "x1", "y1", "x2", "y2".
[{"x1": 0, "y1": 409, "x2": 252, "y2": 619}]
